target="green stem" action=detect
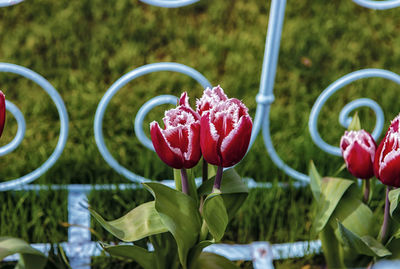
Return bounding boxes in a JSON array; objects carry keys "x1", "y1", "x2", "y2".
[
  {"x1": 181, "y1": 168, "x2": 189, "y2": 195},
  {"x1": 213, "y1": 166, "x2": 223, "y2": 191},
  {"x1": 379, "y1": 186, "x2": 391, "y2": 244},
  {"x1": 363, "y1": 179, "x2": 370, "y2": 204}
]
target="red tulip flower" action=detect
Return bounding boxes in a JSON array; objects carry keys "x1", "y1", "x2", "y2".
[
  {"x1": 200, "y1": 97, "x2": 252, "y2": 168},
  {"x1": 196, "y1": 85, "x2": 228, "y2": 116},
  {"x1": 340, "y1": 130, "x2": 376, "y2": 179},
  {"x1": 0, "y1": 91, "x2": 5, "y2": 138},
  {"x1": 374, "y1": 114, "x2": 400, "y2": 187},
  {"x1": 150, "y1": 92, "x2": 201, "y2": 170}
]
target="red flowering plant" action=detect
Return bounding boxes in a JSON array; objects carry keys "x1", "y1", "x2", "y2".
[
  {"x1": 310, "y1": 113, "x2": 400, "y2": 268},
  {"x1": 90, "y1": 86, "x2": 252, "y2": 269}
]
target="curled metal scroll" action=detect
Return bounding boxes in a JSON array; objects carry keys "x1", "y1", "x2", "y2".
[
  {"x1": 139, "y1": 0, "x2": 199, "y2": 8},
  {"x1": 0, "y1": 100, "x2": 26, "y2": 156},
  {"x1": 0, "y1": 63, "x2": 69, "y2": 191},
  {"x1": 309, "y1": 69, "x2": 400, "y2": 156},
  {"x1": 0, "y1": 0, "x2": 23, "y2": 7},
  {"x1": 353, "y1": 0, "x2": 400, "y2": 9},
  {"x1": 94, "y1": 62, "x2": 211, "y2": 183}
]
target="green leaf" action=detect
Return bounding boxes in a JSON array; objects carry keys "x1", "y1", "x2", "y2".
[
  {"x1": 0, "y1": 237, "x2": 47, "y2": 269},
  {"x1": 102, "y1": 244, "x2": 155, "y2": 269},
  {"x1": 89, "y1": 201, "x2": 168, "y2": 242},
  {"x1": 191, "y1": 252, "x2": 239, "y2": 269},
  {"x1": 348, "y1": 112, "x2": 361, "y2": 131},
  {"x1": 313, "y1": 177, "x2": 354, "y2": 233},
  {"x1": 187, "y1": 240, "x2": 213, "y2": 269},
  {"x1": 309, "y1": 161, "x2": 321, "y2": 203},
  {"x1": 144, "y1": 182, "x2": 202, "y2": 269},
  {"x1": 203, "y1": 192, "x2": 228, "y2": 242},
  {"x1": 389, "y1": 188, "x2": 400, "y2": 223},
  {"x1": 198, "y1": 168, "x2": 248, "y2": 220},
  {"x1": 337, "y1": 221, "x2": 391, "y2": 257}
]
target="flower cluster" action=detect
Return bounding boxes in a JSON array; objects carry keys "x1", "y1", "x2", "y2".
[
  {"x1": 150, "y1": 86, "x2": 252, "y2": 190},
  {"x1": 340, "y1": 114, "x2": 400, "y2": 187},
  {"x1": 0, "y1": 91, "x2": 5, "y2": 138}
]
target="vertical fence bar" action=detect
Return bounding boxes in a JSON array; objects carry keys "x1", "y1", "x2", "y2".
[{"x1": 68, "y1": 190, "x2": 91, "y2": 269}]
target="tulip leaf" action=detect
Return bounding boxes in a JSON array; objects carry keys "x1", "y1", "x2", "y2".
[
  {"x1": 89, "y1": 201, "x2": 168, "y2": 242},
  {"x1": 144, "y1": 182, "x2": 202, "y2": 269},
  {"x1": 191, "y1": 252, "x2": 239, "y2": 269},
  {"x1": 101, "y1": 244, "x2": 155, "y2": 269},
  {"x1": 203, "y1": 192, "x2": 229, "y2": 242},
  {"x1": 0, "y1": 237, "x2": 47, "y2": 269},
  {"x1": 198, "y1": 168, "x2": 248, "y2": 220},
  {"x1": 389, "y1": 188, "x2": 400, "y2": 223},
  {"x1": 331, "y1": 195, "x2": 375, "y2": 238},
  {"x1": 313, "y1": 177, "x2": 354, "y2": 233},
  {"x1": 348, "y1": 112, "x2": 361, "y2": 131},
  {"x1": 187, "y1": 240, "x2": 213, "y2": 269},
  {"x1": 337, "y1": 221, "x2": 391, "y2": 257},
  {"x1": 309, "y1": 161, "x2": 321, "y2": 203}
]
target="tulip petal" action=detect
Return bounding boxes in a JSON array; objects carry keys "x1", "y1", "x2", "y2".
[
  {"x1": 220, "y1": 115, "x2": 252, "y2": 167},
  {"x1": 379, "y1": 150, "x2": 400, "y2": 187},
  {"x1": 345, "y1": 141, "x2": 374, "y2": 179},
  {"x1": 0, "y1": 91, "x2": 5, "y2": 138},
  {"x1": 374, "y1": 140, "x2": 384, "y2": 179},
  {"x1": 183, "y1": 122, "x2": 201, "y2": 169},
  {"x1": 200, "y1": 113, "x2": 221, "y2": 166},
  {"x1": 150, "y1": 121, "x2": 184, "y2": 169}
]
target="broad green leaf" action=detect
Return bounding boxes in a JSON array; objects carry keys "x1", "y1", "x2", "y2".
[
  {"x1": 389, "y1": 188, "x2": 400, "y2": 223},
  {"x1": 102, "y1": 244, "x2": 155, "y2": 269},
  {"x1": 191, "y1": 252, "x2": 239, "y2": 269},
  {"x1": 314, "y1": 177, "x2": 354, "y2": 233},
  {"x1": 203, "y1": 192, "x2": 228, "y2": 242},
  {"x1": 348, "y1": 112, "x2": 361, "y2": 131},
  {"x1": 386, "y1": 237, "x2": 400, "y2": 259},
  {"x1": 150, "y1": 233, "x2": 180, "y2": 269},
  {"x1": 198, "y1": 168, "x2": 248, "y2": 220},
  {"x1": 89, "y1": 201, "x2": 168, "y2": 242},
  {"x1": 187, "y1": 240, "x2": 213, "y2": 269},
  {"x1": 0, "y1": 237, "x2": 47, "y2": 269},
  {"x1": 309, "y1": 161, "x2": 321, "y2": 203},
  {"x1": 319, "y1": 224, "x2": 343, "y2": 269},
  {"x1": 144, "y1": 182, "x2": 202, "y2": 269},
  {"x1": 337, "y1": 221, "x2": 391, "y2": 257}
]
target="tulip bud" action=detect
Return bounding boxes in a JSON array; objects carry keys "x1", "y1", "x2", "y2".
[
  {"x1": 150, "y1": 92, "x2": 201, "y2": 169},
  {"x1": 0, "y1": 91, "x2": 5, "y2": 138},
  {"x1": 340, "y1": 130, "x2": 376, "y2": 179},
  {"x1": 200, "y1": 95, "x2": 252, "y2": 168},
  {"x1": 196, "y1": 85, "x2": 228, "y2": 116},
  {"x1": 374, "y1": 114, "x2": 400, "y2": 187}
]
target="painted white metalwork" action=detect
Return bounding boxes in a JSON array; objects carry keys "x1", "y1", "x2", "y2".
[
  {"x1": 353, "y1": 0, "x2": 400, "y2": 9},
  {"x1": 94, "y1": 62, "x2": 211, "y2": 183},
  {"x1": 139, "y1": 0, "x2": 199, "y2": 8},
  {"x1": 0, "y1": 0, "x2": 23, "y2": 7},
  {"x1": 0, "y1": 100, "x2": 25, "y2": 156},
  {"x1": 0, "y1": 63, "x2": 69, "y2": 192}
]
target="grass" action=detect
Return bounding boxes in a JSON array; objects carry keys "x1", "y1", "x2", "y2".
[{"x1": 0, "y1": 0, "x2": 399, "y2": 267}]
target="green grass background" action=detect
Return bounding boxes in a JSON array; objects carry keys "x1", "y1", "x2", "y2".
[{"x1": 0, "y1": 0, "x2": 399, "y2": 267}]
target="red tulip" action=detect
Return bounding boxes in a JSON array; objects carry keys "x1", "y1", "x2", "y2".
[
  {"x1": 0, "y1": 91, "x2": 5, "y2": 138},
  {"x1": 196, "y1": 85, "x2": 228, "y2": 116},
  {"x1": 150, "y1": 92, "x2": 201, "y2": 169},
  {"x1": 340, "y1": 130, "x2": 376, "y2": 179},
  {"x1": 200, "y1": 96, "x2": 252, "y2": 167},
  {"x1": 374, "y1": 115, "x2": 400, "y2": 187}
]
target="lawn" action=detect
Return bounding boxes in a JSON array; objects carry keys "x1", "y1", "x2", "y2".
[{"x1": 0, "y1": 0, "x2": 399, "y2": 267}]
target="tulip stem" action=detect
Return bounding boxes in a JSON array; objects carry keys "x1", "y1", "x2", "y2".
[
  {"x1": 379, "y1": 186, "x2": 391, "y2": 244},
  {"x1": 180, "y1": 168, "x2": 189, "y2": 195},
  {"x1": 202, "y1": 158, "x2": 208, "y2": 183},
  {"x1": 363, "y1": 179, "x2": 370, "y2": 204},
  {"x1": 213, "y1": 166, "x2": 223, "y2": 191}
]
